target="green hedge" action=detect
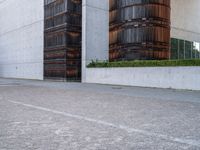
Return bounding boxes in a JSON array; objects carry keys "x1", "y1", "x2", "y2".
[{"x1": 87, "y1": 59, "x2": 200, "y2": 68}]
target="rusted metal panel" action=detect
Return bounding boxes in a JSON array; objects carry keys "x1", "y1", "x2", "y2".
[
  {"x1": 109, "y1": 0, "x2": 171, "y2": 61},
  {"x1": 44, "y1": 0, "x2": 82, "y2": 81}
]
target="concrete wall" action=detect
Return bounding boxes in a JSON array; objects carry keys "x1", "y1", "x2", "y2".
[
  {"x1": 82, "y1": 0, "x2": 109, "y2": 82},
  {"x1": 0, "y1": 0, "x2": 44, "y2": 80},
  {"x1": 85, "y1": 67, "x2": 200, "y2": 91},
  {"x1": 171, "y1": 0, "x2": 200, "y2": 42}
]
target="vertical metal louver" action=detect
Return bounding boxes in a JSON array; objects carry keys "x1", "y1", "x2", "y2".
[
  {"x1": 109, "y1": 0, "x2": 171, "y2": 61},
  {"x1": 44, "y1": 0, "x2": 82, "y2": 81}
]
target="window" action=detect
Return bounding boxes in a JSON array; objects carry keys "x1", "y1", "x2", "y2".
[{"x1": 171, "y1": 38, "x2": 200, "y2": 60}]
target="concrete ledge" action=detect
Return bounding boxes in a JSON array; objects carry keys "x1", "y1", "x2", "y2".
[{"x1": 84, "y1": 67, "x2": 200, "y2": 91}]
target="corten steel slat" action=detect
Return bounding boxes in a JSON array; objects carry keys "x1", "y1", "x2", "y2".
[
  {"x1": 44, "y1": 0, "x2": 82, "y2": 81},
  {"x1": 109, "y1": 0, "x2": 171, "y2": 61}
]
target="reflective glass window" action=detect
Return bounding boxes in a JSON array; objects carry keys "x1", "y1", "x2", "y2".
[
  {"x1": 185, "y1": 41, "x2": 192, "y2": 59},
  {"x1": 171, "y1": 38, "x2": 178, "y2": 59},
  {"x1": 179, "y1": 40, "x2": 184, "y2": 59},
  {"x1": 170, "y1": 38, "x2": 200, "y2": 60}
]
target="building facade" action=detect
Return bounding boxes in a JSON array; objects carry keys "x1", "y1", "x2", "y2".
[{"x1": 0, "y1": 0, "x2": 200, "y2": 81}]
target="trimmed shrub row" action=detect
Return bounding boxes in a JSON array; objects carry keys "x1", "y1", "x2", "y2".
[{"x1": 87, "y1": 59, "x2": 200, "y2": 68}]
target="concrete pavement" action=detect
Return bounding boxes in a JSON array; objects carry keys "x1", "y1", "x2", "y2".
[{"x1": 0, "y1": 78, "x2": 200, "y2": 150}]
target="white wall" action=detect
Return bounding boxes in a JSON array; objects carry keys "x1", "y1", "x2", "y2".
[
  {"x1": 85, "y1": 67, "x2": 200, "y2": 91},
  {"x1": 0, "y1": 0, "x2": 44, "y2": 80},
  {"x1": 82, "y1": 0, "x2": 109, "y2": 82},
  {"x1": 171, "y1": 0, "x2": 200, "y2": 42}
]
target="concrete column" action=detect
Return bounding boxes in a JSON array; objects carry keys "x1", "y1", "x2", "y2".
[{"x1": 82, "y1": 0, "x2": 109, "y2": 82}]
